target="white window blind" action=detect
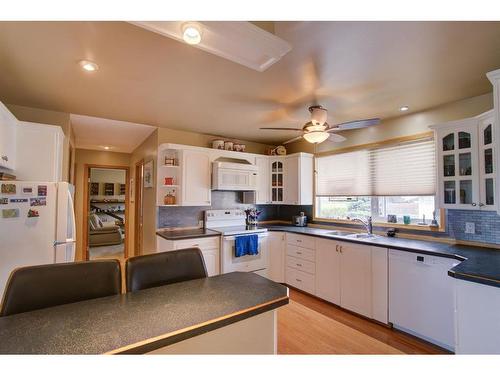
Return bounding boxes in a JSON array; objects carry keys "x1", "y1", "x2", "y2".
[
  {"x1": 315, "y1": 138, "x2": 436, "y2": 196},
  {"x1": 316, "y1": 150, "x2": 371, "y2": 196}
]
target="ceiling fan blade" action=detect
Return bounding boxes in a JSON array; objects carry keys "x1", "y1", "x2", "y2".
[
  {"x1": 259, "y1": 127, "x2": 303, "y2": 131},
  {"x1": 327, "y1": 133, "x2": 347, "y2": 143},
  {"x1": 282, "y1": 135, "x2": 304, "y2": 145},
  {"x1": 335, "y1": 118, "x2": 381, "y2": 130}
]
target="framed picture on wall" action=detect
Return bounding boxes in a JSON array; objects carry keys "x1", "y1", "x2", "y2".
[{"x1": 143, "y1": 160, "x2": 154, "y2": 188}]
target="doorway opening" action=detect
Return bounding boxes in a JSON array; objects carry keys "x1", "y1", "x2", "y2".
[{"x1": 83, "y1": 165, "x2": 130, "y2": 262}]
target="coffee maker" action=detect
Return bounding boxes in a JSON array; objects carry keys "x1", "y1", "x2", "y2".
[{"x1": 293, "y1": 212, "x2": 307, "y2": 227}]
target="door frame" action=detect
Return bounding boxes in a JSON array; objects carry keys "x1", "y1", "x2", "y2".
[
  {"x1": 82, "y1": 164, "x2": 130, "y2": 261},
  {"x1": 134, "y1": 159, "x2": 145, "y2": 257}
]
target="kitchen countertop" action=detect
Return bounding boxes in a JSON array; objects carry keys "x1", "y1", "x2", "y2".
[
  {"x1": 156, "y1": 228, "x2": 220, "y2": 240},
  {"x1": 260, "y1": 224, "x2": 500, "y2": 288},
  {"x1": 0, "y1": 272, "x2": 288, "y2": 354}
]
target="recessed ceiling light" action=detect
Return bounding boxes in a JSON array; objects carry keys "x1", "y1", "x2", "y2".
[
  {"x1": 79, "y1": 60, "x2": 99, "y2": 72},
  {"x1": 400, "y1": 105, "x2": 409, "y2": 112},
  {"x1": 182, "y1": 23, "x2": 202, "y2": 45}
]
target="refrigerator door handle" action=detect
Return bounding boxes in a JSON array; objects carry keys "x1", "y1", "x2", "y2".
[
  {"x1": 66, "y1": 188, "x2": 77, "y2": 244},
  {"x1": 54, "y1": 239, "x2": 76, "y2": 246}
]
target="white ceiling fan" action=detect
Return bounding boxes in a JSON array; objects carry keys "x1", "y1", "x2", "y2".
[{"x1": 260, "y1": 105, "x2": 381, "y2": 144}]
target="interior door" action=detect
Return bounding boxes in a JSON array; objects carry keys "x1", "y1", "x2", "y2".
[
  {"x1": 340, "y1": 242, "x2": 372, "y2": 317},
  {"x1": 134, "y1": 161, "x2": 144, "y2": 256}
]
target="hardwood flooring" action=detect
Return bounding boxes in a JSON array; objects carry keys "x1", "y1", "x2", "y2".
[{"x1": 277, "y1": 288, "x2": 450, "y2": 355}]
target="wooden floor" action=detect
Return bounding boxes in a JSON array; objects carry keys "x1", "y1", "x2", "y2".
[{"x1": 277, "y1": 288, "x2": 450, "y2": 355}]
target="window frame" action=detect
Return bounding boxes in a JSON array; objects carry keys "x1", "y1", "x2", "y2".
[{"x1": 312, "y1": 132, "x2": 445, "y2": 232}]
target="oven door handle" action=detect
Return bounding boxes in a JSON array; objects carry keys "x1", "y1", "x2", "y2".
[{"x1": 223, "y1": 233, "x2": 268, "y2": 241}]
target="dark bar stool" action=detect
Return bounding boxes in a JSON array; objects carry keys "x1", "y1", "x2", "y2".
[
  {"x1": 0, "y1": 259, "x2": 121, "y2": 317},
  {"x1": 126, "y1": 248, "x2": 207, "y2": 293}
]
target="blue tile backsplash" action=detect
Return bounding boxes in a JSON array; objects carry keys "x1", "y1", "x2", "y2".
[{"x1": 446, "y1": 209, "x2": 500, "y2": 244}]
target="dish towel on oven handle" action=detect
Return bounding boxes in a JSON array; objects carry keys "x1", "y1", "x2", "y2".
[{"x1": 235, "y1": 234, "x2": 259, "y2": 257}]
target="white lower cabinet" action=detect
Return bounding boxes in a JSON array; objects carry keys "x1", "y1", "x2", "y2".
[
  {"x1": 286, "y1": 234, "x2": 389, "y2": 324},
  {"x1": 315, "y1": 238, "x2": 341, "y2": 305},
  {"x1": 339, "y1": 242, "x2": 372, "y2": 318},
  {"x1": 268, "y1": 232, "x2": 285, "y2": 283},
  {"x1": 455, "y1": 279, "x2": 500, "y2": 354},
  {"x1": 156, "y1": 236, "x2": 220, "y2": 276}
]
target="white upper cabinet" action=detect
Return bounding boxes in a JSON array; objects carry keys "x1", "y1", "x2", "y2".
[
  {"x1": 182, "y1": 150, "x2": 211, "y2": 206},
  {"x1": 478, "y1": 113, "x2": 497, "y2": 211},
  {"x1": 255, "y1": 156, "x2": 271, "y2": 204},
  {"x1": 270, "y1": 158, "x2": 285, "y2": 203},
  {"x1": 157, "y1": 145, "x2": 211, "y2": 206},
  {"x1": 431, "y1": 112, "x2": 495, "y2": 210},
  {"x1": 0, "y1": 101, "x2": 17, "y2": 170},
  {"x1": 284, "y1": 153, "x2": 313, "y2": 205}
]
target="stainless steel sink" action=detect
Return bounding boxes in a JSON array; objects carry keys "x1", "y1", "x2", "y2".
[
  {"x1": 346, "y1": 233, "x2": 380, "y2": 239},
  {"x1": 326, "y1": 230, "x2": 354, "y2": 237}
]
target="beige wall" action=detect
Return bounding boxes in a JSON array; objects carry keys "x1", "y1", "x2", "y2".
[
  {"x1": 74, "y1": 149, "x2": 131, "y2": 261},
  {"x1": 7, "y1": 103, "x2": 76, "y2": 182},
  {"x1": 287, "y1": 92, "x2": 493, "y2": 154},
  {"x1": 129, "y1": 129, "x2": 159, "y2": 256}
]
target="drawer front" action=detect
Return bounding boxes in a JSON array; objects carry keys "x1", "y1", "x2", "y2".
[
  {"x1": 286, "y1": 255, "x2": 315, "y2": 275},
  {"x1": 286, "y1": 233, "x2": 315, "y2": 249},
  {"x1": 173, "y1": 236, "x2": 220, "y2": 251},
  {"x1": 286, "y1": 244, "x2": 315, "y2": 262},
  {"x1": 286, "y1": 267, "x2": 315, "y2": 295}
]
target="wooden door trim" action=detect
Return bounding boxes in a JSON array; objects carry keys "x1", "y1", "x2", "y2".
[
  {"x1": 82, "y1": 164, "x2": 131, "y2": 261},
  {"x1": 134, "y1": 159, "x2": 144, "y2": 257}
]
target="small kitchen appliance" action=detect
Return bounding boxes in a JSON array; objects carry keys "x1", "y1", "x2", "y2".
[{"x1": 293, "y1": 212, "x2": 307, "y2": 227}]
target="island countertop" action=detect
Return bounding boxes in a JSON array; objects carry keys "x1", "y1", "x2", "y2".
[
  {"x1": 0, "y1": 272, "x2": 288, "y2": 354},
  {"x1": 260, "y1": 224, "x2": 500, "y2": 288}
]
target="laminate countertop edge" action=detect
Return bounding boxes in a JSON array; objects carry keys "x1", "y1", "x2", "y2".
[{"x1": 106, "y1": 296, "x2": 289, "y2": 354}]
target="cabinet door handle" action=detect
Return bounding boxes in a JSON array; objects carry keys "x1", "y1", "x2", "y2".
[
  {"x1": 335, "y1": 244, "x2": 339, "y2": 252},
  {"x1": 296, "y1": 239, "x2": 302, "y2": 243},
  {"x1": 296, "y1": 251, "x2": 302, "y2": 255},
  {"x1": 478, "y1": 203, "x2": 485, "y2": 207},
  {"x1": 1, "y1": 155, "x2": 8, "y2": 161},
  {"x1": 296, "y1": 278, "x2": 302, "y2": 282},
  {"x1": 340, "y1": 246, "x2": 343, "y2": 253},
  {"x1": 296, "y1": 263, "x2": 302, "y2": 267},
  {"x1": 471, "y1": 202, "x2": 477, "y2": 207}
]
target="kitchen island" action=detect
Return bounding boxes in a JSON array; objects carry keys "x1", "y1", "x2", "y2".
[{"x1": 0, "y1": 272, "x2": 288, "y2": 354}]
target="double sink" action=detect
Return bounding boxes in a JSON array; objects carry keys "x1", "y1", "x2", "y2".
[{"x1": 326, "y1": 230, "x2": 380, "y2": 239}]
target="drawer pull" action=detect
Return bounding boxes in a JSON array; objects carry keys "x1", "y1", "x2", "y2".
[
  {"x1": 296, "y1": 263, "x2": 302, "y2": 267},
  {"x1": 296, "y1": 251, "x2": 302, "y2": 255},
  {"x1": 335, "y1": 245, "x2": 339, "y2": 252},
  {"x1": 297, "y1": 239, "x2": 302, "y2": 242},
  {"x1": 296, "y1": 278, "x2": 302, "y2": 282}
]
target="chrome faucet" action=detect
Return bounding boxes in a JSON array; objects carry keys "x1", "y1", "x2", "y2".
[{"x1": 352, "y1": 216, "x2": 373, "y2": 235}]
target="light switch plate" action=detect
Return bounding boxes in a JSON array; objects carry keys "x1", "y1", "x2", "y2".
[{"x1": 465, "y1": 222, "x2": 475, "y2": 234}]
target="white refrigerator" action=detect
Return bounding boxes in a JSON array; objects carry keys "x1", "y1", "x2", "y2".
[{"x1": 0, "y1": 181, "x2": 76, "y2": 297}]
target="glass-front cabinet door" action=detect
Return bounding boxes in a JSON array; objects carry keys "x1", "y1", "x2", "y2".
[
  {"x1": 478, "y1": 113, "x2": 497, "y2": 210},
  {"x1": 436, "y1": 120, "x2": 479, "y2": 209},
  {"x1": 270, "y1": 159, "x2": 284, "y2": 203}
]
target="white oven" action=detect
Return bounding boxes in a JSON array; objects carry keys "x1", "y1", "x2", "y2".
[
  {"x1": 221, "y1": 232, "x2": 269, "y2": 276},
  {"x1": 205, "y1": 209, "x2": 269, "y2": 278}
]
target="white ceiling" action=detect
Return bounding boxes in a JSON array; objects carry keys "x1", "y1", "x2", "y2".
[
  {"x1": 71, "y1": 114, "x2": 156, "y2": 153},
  {"x1": 1, "y1": 21, "x2": 500, "y2": 144}
]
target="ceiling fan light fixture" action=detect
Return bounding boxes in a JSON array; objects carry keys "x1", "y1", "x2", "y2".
[{"x1": 303, "y1": 131, "x2": 330, "y2": 144}]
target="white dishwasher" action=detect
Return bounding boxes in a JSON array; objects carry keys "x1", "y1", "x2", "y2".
[{"x1": 389, "y1": 249, "x2": 460, "y2": 351}]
